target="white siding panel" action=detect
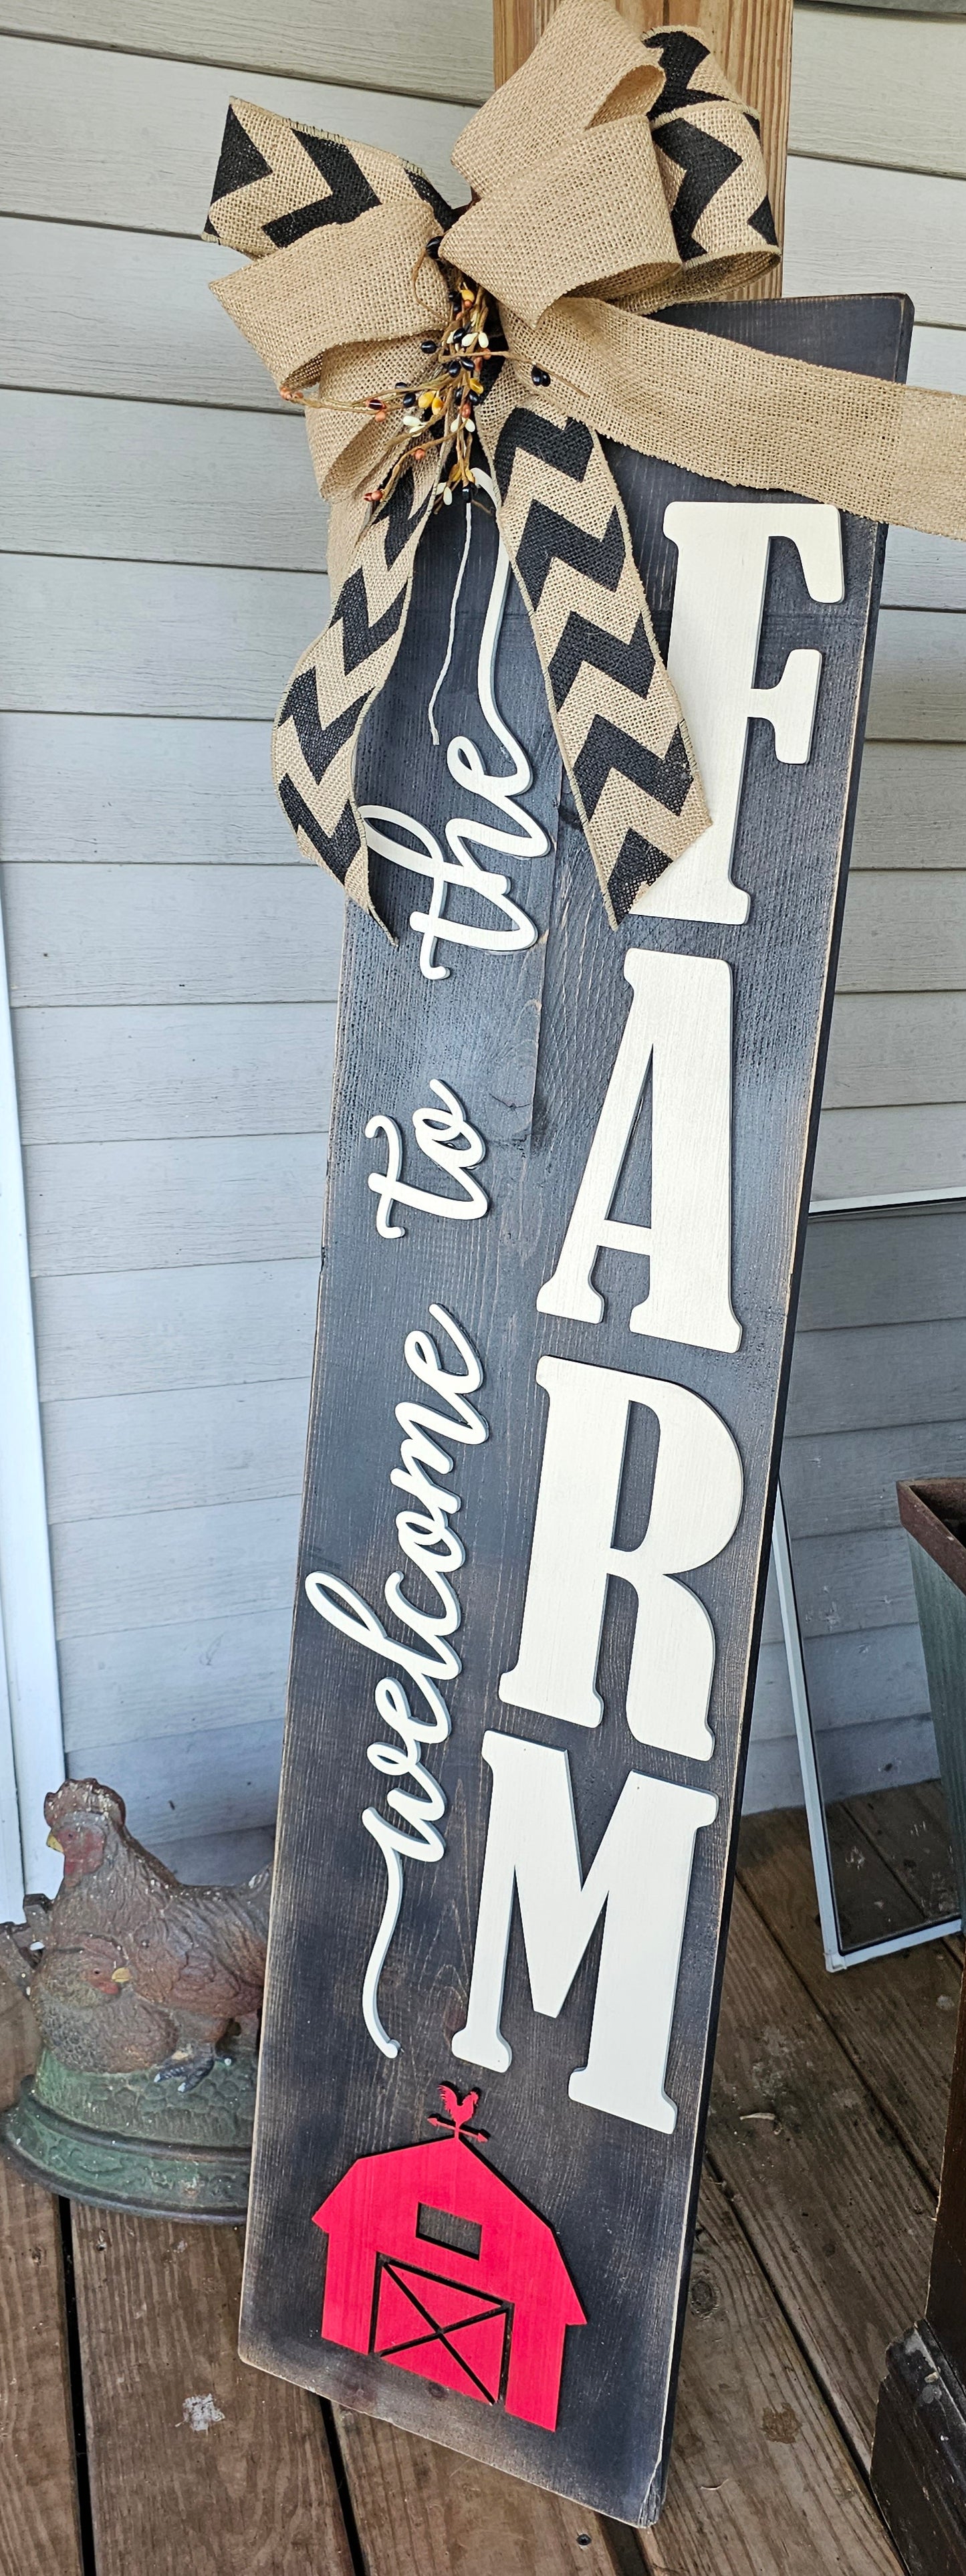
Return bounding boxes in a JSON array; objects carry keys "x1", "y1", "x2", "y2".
[
  {"x1": 824, "y1": 992, "x2": 966, "y2": 1107},
  {"x1": 66, "y1": 1719, "x2": 283, "y2": 1850},
  {"x1": 1, "y1": 387, "x2": 960, "y2": 604},
  {"x1": 23, "y1": 1134, "x2": 327, "y2": 1272},
  {"x1": 12, "y1": 1003, "x2": 335, "y2": 1142},
  {"x1": 907, "y1": 326, "x2": 966, "y2": 395},
  {"x1": 4, "y1": 559, "x2": 959, "y2": 736},
  {"x1": 0, "y1": 716, "x2": 287, "y2": 861},
  {"x1": 813, "y1": 1103, "x2": 966, "y2": 1198},
  {"x1": 50, "y1": 1492, "x2": 301, "y2": 1636},
  {"x1": 836, "y1": 871, "x2": 966, "y2": 992},
  {"x1": 882, "y1": 528, "x2": 966, "y2": 611},
  {"x1": 0, "y1": 0, "x2": 493, "y2": 112},
  {"x1": 42, "y1": 1376, "x2": 310, "y2": 1520},
  {"x1": 3, "y1": 721, "x2": 962, "y2": 871},
  {"x1": 850, "y1": 744, "x2": 966, "y2": 869},
  {"x1": 0, "y1": 555, "x2": 330, "y2": 716},
  {"x1": 790, "y1": 9, "x2": 966, "y2": 180},
  {"x1": 0, "y1": 218, "x2": 275, "y2": 408},
  {"x1": 0, "y1": 391, "x2": 326, "y2": 572},
  {"x1": 783, "y1": 158, "x2": 966, "y2": 328},
  {"x1": 0, "y1": 39, "x2": 471, "y2": 235},
  {"x1": 866, "y1": 612, "x2": 966, "y2": 741},
  {"x1": 3, "y1": 863, "x2": 343, "y2": 1002},
  {"x1": 58, "y1": 1608, "x2": 293, "y2": 1745},
  {"x1": 33, "y1": 1259, "x2": 318, "y2": 1400}
]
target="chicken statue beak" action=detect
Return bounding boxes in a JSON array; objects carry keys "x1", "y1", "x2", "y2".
[
  {"x1": 46, "y1": 1830, "x2": 62, "y2": 1852},
  {"x1": 111, "y1": 1965, "x2": 131, "y2": 1985}
]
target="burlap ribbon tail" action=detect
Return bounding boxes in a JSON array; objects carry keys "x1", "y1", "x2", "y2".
[{"x1": 206, "y1": 0, "x2": 966, "y2": 930}]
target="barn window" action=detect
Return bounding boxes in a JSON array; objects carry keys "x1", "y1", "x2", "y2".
[{"x1": 416, "y1": 2204, "x2": 482, "y2": 2260}]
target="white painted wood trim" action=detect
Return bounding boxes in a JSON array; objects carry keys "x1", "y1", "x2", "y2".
[{"x1": 0, "y1": 896, "x2": 64, "y2": 1896}]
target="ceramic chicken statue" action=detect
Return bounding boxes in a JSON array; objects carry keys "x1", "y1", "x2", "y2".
[{"x1": 0, "y1": 1778, "x2": 271, "y2": 2218}]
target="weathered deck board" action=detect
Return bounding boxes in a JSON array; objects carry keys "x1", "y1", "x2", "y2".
[
  {"x1": 334, "y1": 2404, "x2": 618, "y2": 2575},
  {"x1": 640, "y1": 2173, "x2": 903, "y2": 2576},
  {"x1": 738, "y1": 1804, "x2": 960, "y2": 2190},
  {"x1": 848, "y1": 1781, "x2": 960, "y2": 1931},
  {"x1": 70, "y1": 2207, "x2": 354, "y2": 2576},
  {"x1": 0, "y1": 1983, "x2": 84, "y2": 2576},
  {"x1": 707, "y1": 1883, "x2": 936, "y2": 2466}
]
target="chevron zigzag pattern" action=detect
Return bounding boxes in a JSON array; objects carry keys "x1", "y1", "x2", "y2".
[
  {"x1": 205, "y1": 99, "x2": 456, "y2": 259},
  {"x1": 270, "y1": 458, "x2": 439, "y2": 915},
  {"x1": 480, "y1": 396, "x2": 709, "y2": 926}
]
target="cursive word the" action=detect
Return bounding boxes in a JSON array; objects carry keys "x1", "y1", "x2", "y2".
[
  {"x1": 360, "y1": 474, "x2": 550, "y2": 980},
  {"x1": 365, "y1": 1079, "x2": 488, "y2": 1241},
  {"x1": 306, "y1": 1305, "x2": 488, "y2": 2058}
]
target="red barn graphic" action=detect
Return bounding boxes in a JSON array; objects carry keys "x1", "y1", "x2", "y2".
[{"x1": 312, "y1": 2088, "x2": 585, "y2": 2430}]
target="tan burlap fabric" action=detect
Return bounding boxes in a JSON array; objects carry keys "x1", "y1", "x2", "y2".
[{"x1": 207, "y1": 0, "x2": 965, "y2": 929}]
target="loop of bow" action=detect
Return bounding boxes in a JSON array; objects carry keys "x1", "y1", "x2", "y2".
[{"x1": 207, "y1": 0, "x2": 966, "y2": 930}]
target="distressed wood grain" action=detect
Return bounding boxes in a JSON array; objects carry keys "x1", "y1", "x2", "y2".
[
  {"x1": 0, "y1": 1982, "x2": 83, "y2": 2576},
  {"x1": 707, "y1": 1883, "x2": 936, "y2": 2466},
  {"x1": 70, "y1": 2205, "x2": 355, "y2": 2576},
  {"x1": 737, "y1": 1804, "x2": 961, "y2": 2191},
  {"x1": 641, "y1": 2171, "x2": 904, "y2": 2575}
]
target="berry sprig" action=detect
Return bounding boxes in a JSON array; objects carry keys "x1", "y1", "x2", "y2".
[{"x1": 281, "y1": 271, "x2": 499, "y2": 521}]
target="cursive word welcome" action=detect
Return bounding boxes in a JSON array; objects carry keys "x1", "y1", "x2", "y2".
[
  {"x1": 360, "y1": 475, "x2": 550, "y2": 981},
  {"x1": 365, "y1": 1079, "x2": 488, "y2": 1240},
  {"x1": 306, "y1": 1305, "x2": 488, "y2": 2058}
]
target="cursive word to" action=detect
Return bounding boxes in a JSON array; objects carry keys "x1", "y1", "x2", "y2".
[
  {"x1": 306, "y1": 1305, "x2": 488, "y2": 2058},
  {"x1": 360, "y1": 473, "x2": 550, "y2": 981},
  {"x1": 365, "y1": 1079, "x2": 488, "y2": 1241}
]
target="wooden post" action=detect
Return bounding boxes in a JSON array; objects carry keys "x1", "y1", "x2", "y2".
[{"x1": 491, "y1": 0, "x2": 793, "y2": 290}]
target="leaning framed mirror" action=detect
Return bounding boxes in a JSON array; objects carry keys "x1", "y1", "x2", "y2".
[{"x1": 748, "y1": 1186, "x2": 966, "y2": 1969}]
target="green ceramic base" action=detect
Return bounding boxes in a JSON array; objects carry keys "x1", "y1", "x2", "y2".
[{"x1": 0, "y1": 2049, "x2": 255, "y2": 2219}]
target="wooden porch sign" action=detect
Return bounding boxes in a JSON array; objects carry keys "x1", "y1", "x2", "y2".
[{"x1": 241, "y1": 293, "x2": 909, "y2": 2523}]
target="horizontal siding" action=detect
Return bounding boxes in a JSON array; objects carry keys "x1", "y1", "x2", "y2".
[
  {"x1": 3, "y1": 383, "x2": 961, "y2": 604},
  {"x1": 0, "y1": 716, "x2": 293, "y2": 861},
  {"x1": 22, "y1": 1136, "x2": 328, "y2": 1272},
  {"x1": 42, "y1": 1378, "x2": 310, "y2": 1521},
  {"x1": 0, "y1": 0, "x2": 493, "y2": 110},
  {"x1": 823, "y1": 994, "x2": 966, "y2": 1107},
  {"x1": 12, "y1": 1004, "x2": 336, "y2": 1142},
  {"x1": 64, "y1": 1719, "x2": 285, "y2": 1853},
  {"x1": 3, "y1": 863, "x2": 342, "y2": 1004},
  {"x1": 50, "y1": 1493, "x2": 301, "y2": 1638},
  {"x1": 812, "y1": 1105, "x2": 966, "y2": 1197},
  {"x1": 785, "y1": 1315, "x2": 966, "y2": 1435},
  {"x1": 0, "y1": 556, "x2": 330, "y2": 714},
  {"x1": 2, "y1": 553, "x2": 959, "y2": 728},
  {"x1": 0, "y1": 39, "x2": 471, "y2": 234},
  {"x1": 783, "y1": 156, "x2": 966, "y2": 326},
  {"x1": 790, "y1": 9, "x2": 966, "y2": 178},
  {"x1": 33, "y1": 1260, "x2": 319, "y2": 1401},
  {"x1": 0, "y1": 391, "x2": 326, "y2": 572},
  {"x1": 2, "y1": 722, "x2": 963, "y2": 869},
  {"x1": 58, "y1": 1609, "x2": 294, "y2": 1745},
  {"x1": 794, "y1": 1203, "x2": 966, "y2": 1329}
]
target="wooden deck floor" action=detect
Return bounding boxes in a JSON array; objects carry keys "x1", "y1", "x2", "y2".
[{"x1": 1, "y1": 1796, "x2": 961, "y2": 2576}]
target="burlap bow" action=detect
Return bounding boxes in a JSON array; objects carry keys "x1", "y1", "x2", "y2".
[{"x1": 207, "y1": 0, "x2": 966, "y2": 930}]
